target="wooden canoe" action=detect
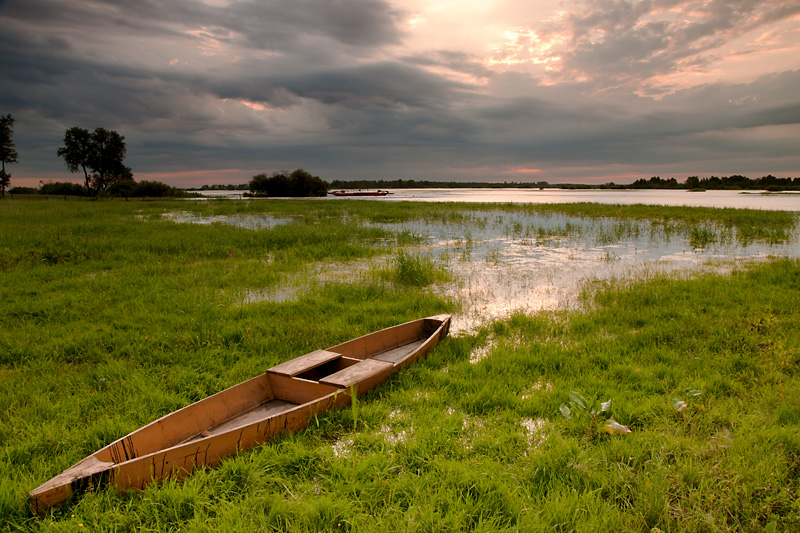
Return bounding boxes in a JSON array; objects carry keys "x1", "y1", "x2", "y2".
[{"x1": 28, "y1": 314, "x2": 451, "y2": 515}]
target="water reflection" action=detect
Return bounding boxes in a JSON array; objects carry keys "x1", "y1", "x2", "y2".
[
  {"x1": 162, "y1": 211, "x2": 291, "y2": 230},
  {"x1": 162, "y1": 208, "x2": 799, "y2": 335},
  {"x1": 367, "y1": 210, "x2": 799, "y2": 334}
]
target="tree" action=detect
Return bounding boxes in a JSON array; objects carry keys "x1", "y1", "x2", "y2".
[
  {"x1": 0, "y1": 114, "x2": 19, "y2": 197},
  {"x1": 57, "y1": 127, "x2": 132, "y2": 195},
  {"x1": 56, "y1": 127, "x2": 93, "y2": 192},
  {"x1": 288, "y1": 168, "x2": 328, "y2": 197},
  {"x1": 89, "y1": 128, "x2": 132, "y2": 192},
  {"x1": 248, "y1": 169, "x2": 328, "y2": 197},
  {"x1": 684, "y1": 176, "x2": 700, "y2": 189}
]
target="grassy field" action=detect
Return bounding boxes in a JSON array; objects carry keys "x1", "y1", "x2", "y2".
[{"x1": 1, "y1": 198, "x2": 798, "y2": 531}]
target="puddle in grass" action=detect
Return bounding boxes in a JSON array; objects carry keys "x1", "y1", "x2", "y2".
[{"x1": 162, "y1": 211, "x2": 292, "y2": 230}]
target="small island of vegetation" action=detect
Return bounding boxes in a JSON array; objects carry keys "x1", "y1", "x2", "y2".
[{"x1": 246, "y1": 169, "x2": 328, "y2": 197}]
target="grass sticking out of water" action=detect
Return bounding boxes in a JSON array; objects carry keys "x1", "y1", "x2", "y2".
[{"x1": 391, "y1": 251, "x2": 449, "y2": 287}]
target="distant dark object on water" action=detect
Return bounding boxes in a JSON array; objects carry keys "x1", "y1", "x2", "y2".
[{"x1": 329, "y1": 189, "x2": 393, "y2": 197}]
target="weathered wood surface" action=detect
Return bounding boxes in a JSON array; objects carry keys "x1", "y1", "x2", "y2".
[
  {"x1": 371, "y1": 339, "x2": 426, "y2": 364},
  {"x1": 320, "y1": 359, "x2": 394, "y2": 392},
  {"x1": 28, "y1": 314, "x2": 451, "y2": 515},
  {"x1": 29, "y1": 386, "x2": 346, "y2": 515},
  {"x1": 269, "y1": 349, "x2": 342, "y2": 377}
]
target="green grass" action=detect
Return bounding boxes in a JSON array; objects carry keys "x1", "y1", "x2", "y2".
[
  {"x1": 1, "y1": 198, "x2": 799, "y2": 531},
  {"x1": 389, "y1": 250, "x2": 450, "y2": 287}
]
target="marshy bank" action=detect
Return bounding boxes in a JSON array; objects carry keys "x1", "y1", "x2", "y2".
[{"x1": 1, "y1": 199, "x2": 798, "y2": 531}]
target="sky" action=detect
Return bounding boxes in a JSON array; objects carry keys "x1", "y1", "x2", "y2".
[{"x1": 1, "y1": 0, "x2": 799, "y2": 187}]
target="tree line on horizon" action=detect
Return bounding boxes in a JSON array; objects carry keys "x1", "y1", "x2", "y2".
[
  {"x1": 330, "y1": 175, "x2": 800, "y2": 191},
  {"x1": 189, "y1": 174, "x2": 800, "y2": 194},
  {"x1": 328, "y1": 179, "x2": 553, "y2": 190},
  {"x1": 629, "y1": 175, "x2": 800, "y2": 191}
]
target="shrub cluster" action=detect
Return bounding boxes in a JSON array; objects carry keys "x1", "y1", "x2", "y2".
[
  {"x1": 10, "y1": 180, "x2": 194, "y2": 197},
  {"x1": 248, "y1": 169, "x2": 328, "y2": 197}
]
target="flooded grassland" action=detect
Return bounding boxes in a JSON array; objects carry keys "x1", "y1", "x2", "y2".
[
  {"x1": 1, "y1": 199, "x2": 799, "y2": 531},
  {"x1": 162, "y1": 205, "x2": 800, "y2": 335}
]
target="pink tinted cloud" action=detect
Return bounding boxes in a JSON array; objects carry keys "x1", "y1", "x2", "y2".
[
  {"x1": 503, "y1": 167, "x2": 543, "y2": 175},
  {"x1": 487, "y1": 0, "x2": 800, "y2": 94}
]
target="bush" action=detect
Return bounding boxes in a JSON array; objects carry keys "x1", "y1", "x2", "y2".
[
  {"x1": 7, "y1": 186, "x2": 38, "y2": 195},
  {"x1": 38, "y1": 181, "x2": 87, "y2": 196},
  {"x1": 131, "y1": 180, "x2": 175, "y2": 197},
  {"x1": 106, "y1": 179, "x2": 136, "y2": 197},
  {"x1": 104, "y1": 179, "x2": 191, "y2": 198},
  {"x1": 248, "y1": 169, "x2": 328, "y2": 197}
]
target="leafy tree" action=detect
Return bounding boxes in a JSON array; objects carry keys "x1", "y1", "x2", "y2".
[
  {"x1": 57, "y1": 127, "x2": 132, "y2": 195},
  {"x1": 288, "y1": 168, "x2": 328, "y2": 197},
  {"x1": 89, "y1": 128, "x2": 132, "y2": 192},
  {"x1": 248, "y1": 169, "x2": 327, "y2": 197},
  {"x1": 105, "y1": 179, "x2": 136, "y2": 198},
  {"x1": 248, "y1": 173, "x2": 275, "y2": 196},
  {"x1": 685, "y1": 176, "x2": 700, "y2": 189},
  {"x1": 56, "y1": 127, "x2": 93, "y2": 192},
  {"x1": 0, "y1": 171, "x2": 9, "y2": 197},
  {"x1": 0, "y1": 114, "x2": 19, "y2": 197}
]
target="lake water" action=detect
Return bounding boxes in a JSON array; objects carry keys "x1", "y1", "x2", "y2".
[{"x1": 198, "y1": 188, "x2": 800, "y2": 212}]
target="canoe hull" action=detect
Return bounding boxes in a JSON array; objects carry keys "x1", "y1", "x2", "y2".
[{"x1": 29, "y1": 314, "x2": 450, "y2": 514}]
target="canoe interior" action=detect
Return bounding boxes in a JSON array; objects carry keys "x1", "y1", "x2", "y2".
[
  {"x1": 96, "y1": 373, "x2": 339, "y2": 465},
  {"x1": 178, "y1": 399, "x2": 296, "y2": 446},
  {"x1": 370, "y1": 338, "x2": 427, "y2": 364},
  {"x1": 328, "y1": 317, "x2": 444, "y2": 362}
]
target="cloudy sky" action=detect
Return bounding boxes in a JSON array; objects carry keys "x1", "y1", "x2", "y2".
[{"x1": 2, "y1": 0, "x2": 799, "y2": 187}]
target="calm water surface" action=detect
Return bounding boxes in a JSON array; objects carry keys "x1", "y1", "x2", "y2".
[
  {"x1": 365, "y1": 210, "x2": 800, "y2": 333},
  {"x1": 200, "y1": 188, "x2": 800, "y2": 211}
]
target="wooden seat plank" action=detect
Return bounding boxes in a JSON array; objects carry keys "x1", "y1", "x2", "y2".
[
  {"x1": 268, "y1": 350, "x2": 342, "y2": 377},
  {"x1": 320, "y1": 359, "x2": 394, "y2": 389}
]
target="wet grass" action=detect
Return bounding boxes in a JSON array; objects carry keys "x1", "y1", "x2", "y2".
[
  {"x1": 1, "y1": 198, "x2": 799, "y2": 531},
  {"x1": 390, "y1": 251, "x2": 450, "y2": 287}
]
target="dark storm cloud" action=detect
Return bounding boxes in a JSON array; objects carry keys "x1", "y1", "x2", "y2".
[
  {"x1": 2, "y1": 0, "x2": 402, "y2": 49},
  {"x1": 461, "y1": 68, "x2": 800, "y2": 169},
  {"x1": 211, "y1": 62, "x2": 468, "y2": 110},
  {"x1": 0, "y1": 0, "x2": 410, "y2": 130},
  {"x1": 218, "y1": 0, "x2": 404, "y2": 49},
  {"x1": 0, "y1": 0, "x2": 798, "y2": 184}
]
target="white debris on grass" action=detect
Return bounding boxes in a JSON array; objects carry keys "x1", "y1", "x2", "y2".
[
  {"x1": 521, "y1": 418, "x2": 549, "y2": 451},
  {"x1": 522, "y1": 380, "x2": 554, "y2": 399},
  {"x1": 331, "y1": 435, "x2": 354, "y2": 458},
  {"x1": 377, "y1": 425, "x2": 410, "y2": 446},
  {"x1": 469, "y1": 340, "x2": 495, "y2": 364}
]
